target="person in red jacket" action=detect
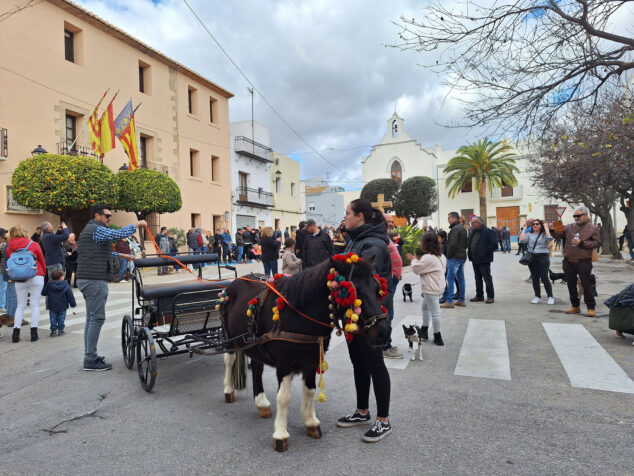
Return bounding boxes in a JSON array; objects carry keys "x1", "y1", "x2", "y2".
[{"x1": 7, "y1": 225, "x2": 46, "y2": 343}]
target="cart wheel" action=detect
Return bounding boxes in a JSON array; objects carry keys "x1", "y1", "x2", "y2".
[
  {"x1": 121, "y1": 315, "x2": 136, "y2": 369},
  {"x1": 136, "y1": 327, "x2": 157, "y2": 392}
]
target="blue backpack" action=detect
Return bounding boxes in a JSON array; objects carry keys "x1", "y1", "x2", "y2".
[{"x1": 7, "y1": 240, "x2": 38, "y2": 282}]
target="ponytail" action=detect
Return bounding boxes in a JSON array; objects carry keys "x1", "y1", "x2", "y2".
[{"x1": 349, "y1": 199, "x2": 386, "y2": 226}]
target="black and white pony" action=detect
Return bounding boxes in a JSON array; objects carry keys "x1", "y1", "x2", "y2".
[{"x1": 221, "y1": 256, "x2": 390, "y2": 451}]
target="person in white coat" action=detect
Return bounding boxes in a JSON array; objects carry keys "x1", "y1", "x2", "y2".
[{"x1": 406, "y1": 231, "x2": 447, "y2": 346}]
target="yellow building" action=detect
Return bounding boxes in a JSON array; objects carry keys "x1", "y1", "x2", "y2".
[
  {"x1": 271, "y1": 152, "x2": 304, "y2": 234},
  {"x1": 0, "y1": 0, "x2": 233, "y2": 237}
]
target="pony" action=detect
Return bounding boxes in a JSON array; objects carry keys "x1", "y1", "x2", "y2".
[{"x1": 221, "y1": 255, "x2": 390, "y2": 451}]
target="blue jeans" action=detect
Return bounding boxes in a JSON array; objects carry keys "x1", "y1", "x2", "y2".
[
  {"x1": 445, "y1": 258, "x2": 466, "y2": 303},
  {"x1": 237, "y1": 246, "x2": 244, "y2": 263},
  {"x1": 0, "y1": 276, "x2": 7, "y2": 309},
  {"x1": 383, "y1": 276, "x2": 398, "y2": 350},
  {"x1": 77, "y1": 279, "x2": 109, "y2": 364},
  {"x1": 6, "y1": 281, "x2": 17, "y2": 316},
  {"x1": 118, "y1": 257, "x2": 129, "y2": 281},
  {"x1": 49, "y1": 310, "x2": 67, "y2": 331},
  {"x1": 502, "y1": 239, "x2": 511, "y2": 253},
  {"x1": 262, "y1": 260, "x2": 278, "y2": 276}
]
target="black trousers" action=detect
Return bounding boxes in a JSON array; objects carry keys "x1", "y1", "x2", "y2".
[
  {"x1": 65, "y1": 262, "x2": 77, "y2": 287},
  {"x1": 473, "y1": 262, "x2": 494, "y2": 298},
  {"x1": 347, "y1": 335, "x2": 390, "y2": 418},
  {"x1": 562, "y1": 259, "x2": 595, "y2": 309},
  {"x1": 528, "y1": 253, "x2": 552, "y2": 298}
]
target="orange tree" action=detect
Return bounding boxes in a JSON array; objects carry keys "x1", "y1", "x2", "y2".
[
  {"x1": 116, "y1": 167, "x2": 182, "y2": 222},
  {"x1": 11, "y1": 154, "x2": 118, "y2": 231}
]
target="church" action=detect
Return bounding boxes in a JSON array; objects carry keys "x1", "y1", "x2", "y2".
[{"x1": 361, "y1": 113, "x2": 586, "y2": 236}]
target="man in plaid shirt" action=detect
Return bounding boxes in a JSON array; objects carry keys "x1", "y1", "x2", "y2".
[{"x1": 383, "y1": 214, "x2": 403, "y2": 359}]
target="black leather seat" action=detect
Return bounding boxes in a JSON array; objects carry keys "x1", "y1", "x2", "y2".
[
  {"x1": 139, "y1": 279, "x2": 232, "y2": 300},
  {"x1": 135, "y1": 254, "x2": 219, "y2": 269}
]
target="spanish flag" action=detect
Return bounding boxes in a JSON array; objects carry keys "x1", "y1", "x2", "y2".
[
  {"x1": 114, "y1": 100, "x2": 139, "y2": 170},
  {"x1": 88, "y1": 90, "x2": 109, "y2": 155},
  {"x1": 99, "y1": 95, "x2": 117, "y2": 156}
]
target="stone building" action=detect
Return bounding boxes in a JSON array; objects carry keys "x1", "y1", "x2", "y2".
[{"x1": 0, "y1": 0, "x2": 233, "y2": 237}]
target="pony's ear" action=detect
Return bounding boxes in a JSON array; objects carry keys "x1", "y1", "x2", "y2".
[{"x1": 364, "y1": 255, "x2": 375, "y2": 266}]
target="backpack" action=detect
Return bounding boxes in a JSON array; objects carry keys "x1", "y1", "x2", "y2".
[{"x1": 7, "y1": 240, "x2": 38, "y2": 282}]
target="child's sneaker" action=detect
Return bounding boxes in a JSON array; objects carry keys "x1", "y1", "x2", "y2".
[
  {"x1": 363, "y1": 420, "x2": 392, "y2": 442},
  {"x1": 50, "y1": 330, "x2": 57, "y2": 337},
  {"x1": 336, "y1": 410, "x2": 371, "y2": 427},
  {"x1": 58, "y1": 330, "x2": 65, "y2": 336}
]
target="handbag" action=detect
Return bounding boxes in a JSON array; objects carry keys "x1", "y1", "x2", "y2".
[
  {"x1": 608, "y1": 287, "x2": 634, "y2": 332},
  {"x1": 519, "y1": 231, "x2": 542, "y2": 266}
]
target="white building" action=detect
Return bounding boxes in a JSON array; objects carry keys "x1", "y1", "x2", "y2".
[
  {"x1": 230, "y1": 120, "x2": 274, "y2": 231},
  {"x1": 271, "y1": 151, "x2": 305, "y2": 233}
]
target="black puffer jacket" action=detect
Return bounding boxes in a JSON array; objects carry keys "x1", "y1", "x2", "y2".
[{"x1": 344, "y1": 223, "x2": 391, "y2": 281}]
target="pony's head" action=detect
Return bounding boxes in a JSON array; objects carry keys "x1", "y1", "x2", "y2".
[{"x1": 328, "y1": 253, "x2": 390, "y2": 347}]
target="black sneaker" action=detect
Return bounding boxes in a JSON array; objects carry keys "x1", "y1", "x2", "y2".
[
  {"x1": 58, "y1": 330, "x2": 65, "y2": 336},
  {"x1": 363, "y1": 420, "x2": 392, "y2": 442},
  {"x1": 50, "y1": 330, "x2": 57, "y2": 337},
  {"x1": 336, "y1": 411, "x2": 371, "y2": 427},
  {"x1": 83, "y1": 358, "x2": 113, "y2": 371}
]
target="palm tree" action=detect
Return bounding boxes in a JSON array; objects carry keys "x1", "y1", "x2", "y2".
[{"x1": 444, "y1": 139, "x2": 519, "y2": 222}]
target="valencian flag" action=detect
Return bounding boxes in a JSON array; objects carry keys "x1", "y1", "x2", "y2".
[
  {"x1": 88, "y1": 89, "x2": 109, "y2": 155},
  {"x1": 114, "y1": 100, "x2": 139, "y2": 170},
  {"x1": 99, "y1": 93, "x2": 117, "y2": 156}
]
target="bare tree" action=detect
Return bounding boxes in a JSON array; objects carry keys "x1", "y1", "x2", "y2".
[
  {"x1": 391, "y1": 1, "x2": 634, "y2": 135},
  {"x1": 534, "y1": 93, "x2": 633, "y2": 259}
]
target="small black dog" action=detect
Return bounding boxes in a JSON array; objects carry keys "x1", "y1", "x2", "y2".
[
  {"x1": 402, "y1": 283, "x2": 413, "y2": 302},
  {"x1": 549, "y1": 269, "x2": 566, "y2": 283},
  {"x1": 402, "y1": 324, "x2": 424, "y2": 361}
]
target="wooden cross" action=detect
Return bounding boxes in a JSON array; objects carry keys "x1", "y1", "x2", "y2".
[{"x1": 371, "y1": 193, "x2": 393, "y2": 213}]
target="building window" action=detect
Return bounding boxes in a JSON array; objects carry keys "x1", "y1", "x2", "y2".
[
  {"x1": 461, "y1": 209, "x2": 475, "y2": 221},
  {"x1": 308, "y1": 203, "x2": 316, "y2": 211},
  {"x1": 139, "y1": 61, "x2": 151, "y2": 94},
  {"x1": 188, "y1": 86, "x2": 198, "y2": 115},
  {"x1": 189, "y1": 149, "x2": 199, "y2": 177},
  {"x1": 65, "y1": 114, "x2": 76, "y2": 147},
  {"x1": 139, "y1": 135, "x2": 153, "y2": 168},
  {"x1": 501, "y1": 181, "x2": 513, "y2": 197},
  {"x1": 461, "y1": 180, "x2": 473, "y2": 193},
  {"x1": 209, "y1": 98, "x2": 217, "y2": 123},
  {"x1": 275, "y1": 177, "x2": 281, "y2": 194},
  {"x1": 291, "y1": 182, "x2": 296, "y2": 197},
  {"x1": 390, "y1": 160, "x2": 402, "y2": 184},
  {"x1": 238, "y1": 172, "x2": 248, "y2": 201},
  {"x1": 544, "y1": 205, "x2": 559, "y2": 223},
  {"x1": 191, "y1": 213, "x2": 201, "y2": 228},
  {"x1": 64, "y1": 30, "x2": 74, "y2": 62},
  {"x1": 211, "y1": 155, "x2": 220, "y2": 181}
]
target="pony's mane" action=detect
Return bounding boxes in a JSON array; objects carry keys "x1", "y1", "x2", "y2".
[{"x1": 276, "y1": 259, "x2": 332, "y2": 307}]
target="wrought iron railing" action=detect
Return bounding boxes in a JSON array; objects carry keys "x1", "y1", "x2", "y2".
[
  {"x1": 235, "y1": 186, "x2": 274, "y2": 208},
  {"x1": 142, "y1": 161, "x2": 168, "y2": 175},
  {"x1": 0, "y1": 128, "x2": 7, "y2": 158},
  {"x1": 490, "y1": 184, "x2": 523, "y2": 199},
  {"x1": 58, "y1": 142, "x2": 102, "y2": 161},
  {"x1": 234, "y1": 136, "x2": 272, "y2": 162}
]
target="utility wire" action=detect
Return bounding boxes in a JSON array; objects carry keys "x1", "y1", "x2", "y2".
[{"x1": 181, "y1": 0, "x2": 355, "y2": 180}]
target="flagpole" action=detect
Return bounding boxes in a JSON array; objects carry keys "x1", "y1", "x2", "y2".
[
  {"x1": 133, "y1": 102, "x2": 142, "y2": 114},
  {"x1": 70, "y1": 88, "x2": 109, "y2": 152}
]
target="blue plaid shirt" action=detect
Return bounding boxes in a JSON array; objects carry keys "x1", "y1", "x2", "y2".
[{"x1": 93, "y1": 224, "x2": 137, "y2": 258}]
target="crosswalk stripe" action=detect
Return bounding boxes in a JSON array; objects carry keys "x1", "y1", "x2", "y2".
[
  {"x1": 37, "y1": 305, "x2": 132, "y2": 328},
  {"x1": 543, "y1": 323, "x2": 634, "y2": 394},
  {"x1": 454, "y1": 319, "x2": 511, "y2": 380}
]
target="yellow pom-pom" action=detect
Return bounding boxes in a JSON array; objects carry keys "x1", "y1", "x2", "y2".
[
  {"x1": 318, "y1": 379, "x2": 325, "y2": 389},
  {"x1": 272, "y1": 313, "x2": 280, "y2": 321},
  {"x1": 346, "y1": 258, "x2": 352, "y2": 263},
  {"x1": 330, "y1": 268, "x2": 335, "y2": 274},
  {"x1": 320, "y1": 360, "x2": 329, "y2": 372},
  {"x1": 327, "y1": 281, "x2": 332, "y2": 288},
  {"x1": 246, "y1": 309, "x2": 253, "y2": 317},
  {"x1": 220, "y1": 297, "x2": 225, "y2": 302},
  {"x1": 349, "y1": 323, "x2": 358, "y2": 332},
  {"x1": 345, "y1": 308, "x2": 353, "y2": 318},
  {"x1": 351, "y1": 313, "x2": 359, "y2": 322},
  {"x1": 215, "y1": 304, "x2": 221, "y2": 310},
  {"x1": 354, "y1": 299, "x2": 362, "y2": 307},
  {"x1": 272, "y1": 307, "x2": 278, "y2": 313},
  {"x1": 317, "y1": 391, "x2": 327, "y2": 402},
  {"x1": 351, "y1": 254, "x2": 359, "y2": 263}
]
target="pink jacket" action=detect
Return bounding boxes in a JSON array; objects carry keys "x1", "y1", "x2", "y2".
[{"x1": 410, "y1": 253, "x2": 447, "y2": 295}]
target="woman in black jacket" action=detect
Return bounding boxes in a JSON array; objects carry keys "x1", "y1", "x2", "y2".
[
  {"x1": 260, "y1": 226, "x2": 281, "y2": 276},
  {"x1": 336, "y1": 199, "x2": 393, "y2": 443}
]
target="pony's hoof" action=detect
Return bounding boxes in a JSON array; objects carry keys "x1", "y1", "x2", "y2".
[
  {"x1": 224, "y1": 392, "x2": 235, "y2": 403},
  {"x1": 273, "y1": 439, "x2": 288, "y2": 452},
  {"x1": 306, "y1": 425, "x2": 322, "y2": 439},
  {"x1": 258, "y1": 406, "x2": 272, "y2": 418}
]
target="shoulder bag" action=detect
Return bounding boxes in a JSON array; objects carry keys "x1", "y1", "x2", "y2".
[{"x1": 519, "y1": 232, "x2": 542, "y2": 266}]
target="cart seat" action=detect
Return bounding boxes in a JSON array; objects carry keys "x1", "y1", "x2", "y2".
[
  {"x1": 153, "y1": 324, "x2": 172, "y2": 334},
  {"x1": 139, "y1": 279, "x2": 232, "y2": 300}
]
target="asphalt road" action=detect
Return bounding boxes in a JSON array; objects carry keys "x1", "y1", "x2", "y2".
[{"x1": 1, "y1": 255, "x2": 632, "y2": 475}]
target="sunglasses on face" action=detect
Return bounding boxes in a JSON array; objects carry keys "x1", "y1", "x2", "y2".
[
  {"x1": 573, "y1": 214, "x2": 584, "y2": 218},
  {"x1": 101, "y1": 213, "x2": 112, "y2": 218},
  {"x1": 532, "y1": 223, "x2": 540, "y2": 226}
]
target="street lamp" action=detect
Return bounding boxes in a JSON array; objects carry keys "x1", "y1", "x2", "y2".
[
  {"x1": 119, "y1": 163, "x2": 129, "y2": 171},
  {"x1": 31, "y1": 145, "x2": 47, "y2": 156},
  {"x1": 224, "y1": 210, "x2": 230, "y2": 223}
]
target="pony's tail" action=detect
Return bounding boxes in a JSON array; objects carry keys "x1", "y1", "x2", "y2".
[{"x1": 232, "y1": 350, "x2": 247, "y2": 391}]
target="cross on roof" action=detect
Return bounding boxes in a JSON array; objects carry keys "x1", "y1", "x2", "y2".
[{"x1": 371, "y1": 193, "x2": 393, "y2": 213}]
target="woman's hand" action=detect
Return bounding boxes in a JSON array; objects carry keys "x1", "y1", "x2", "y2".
[{"x1": 406, "y1": 252, "x2": 415, "y2": 261}]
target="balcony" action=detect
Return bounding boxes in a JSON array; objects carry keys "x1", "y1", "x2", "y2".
[
  {"x1": 0, "y1": 128, "x2": 7, "y2": 159},
  {"x1": 141, "y1": 160, "x2": 168, "y2": 175},
  {"x1": 234, "y1": 136, "x2": 272, "y2": 162},
  {"x1": 236, "y1": 186, "x2": 274, "y2": 208},
  {"x1": 490, "y1": 184, "x2": 523, "y2": 200},
  {"x1": 58, "y1": 142, "x2": 102, "y2": 161}
]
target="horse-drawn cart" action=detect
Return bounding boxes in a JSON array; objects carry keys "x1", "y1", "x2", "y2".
[{"x1": 121, "y1": 254, "x2": 237, "y2": 391}]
